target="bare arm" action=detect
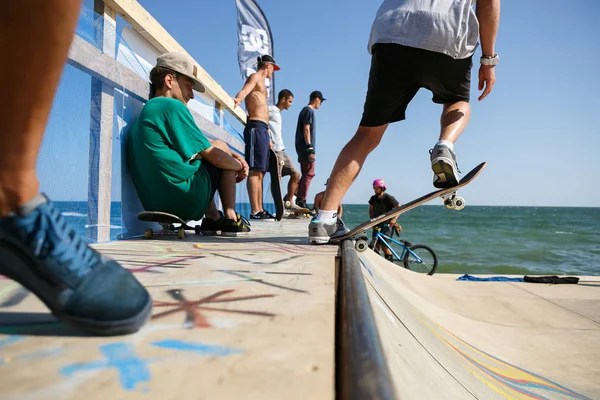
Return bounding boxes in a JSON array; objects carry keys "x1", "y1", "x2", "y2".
[
  {"x1": 389, "y1": 202, "x2": 401, "y2": 225},
  {"x1": 476, "y1": 0, "x2": 500, "y2": 57},
  {"x1": 476, "y1": 0, "x2": 500, "y2": 101},
  {"x1": 303, "y1": 124, "x2": 312, "y2": 145},
  {"x1": 199, "y1": 146, "x2": 243, "y2": 171},
  {"x1": 233, "y1": 73, "x2": 261, "y2": 107},
  {"x1": 369, "y1": 204, "x2": 374, "y2": 218}
]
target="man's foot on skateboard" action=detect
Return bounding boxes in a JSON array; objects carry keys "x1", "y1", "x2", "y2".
[
  {"x1": 285, "y1": 201, "x2": 304, "y2": 212},
  {"x1": 430, "y1": 143, "x2": 461, "y2": 189},
  {"x1": 308, "y1": 213, "x2": 348, "y2": 244},
  {"x1": 0, "y1": 194, "x2": 152, "y2": 336}
]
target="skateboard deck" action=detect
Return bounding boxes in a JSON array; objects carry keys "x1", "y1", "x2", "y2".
[
  {"x1": 138, "y1": 211, "x2": 200, "y2": 239},
  {"x1": 284, "y1": 206, "x2": 312, "y2": 219},
  {"x1": 286, "y1": 206, "x2": 311, "y2": 214},
  {"x1": 268, "y1": 149, "x2": 285, "y2": 221},
  {"x1": 329, "y1": 161, "x2": 486, "y2": 243}
]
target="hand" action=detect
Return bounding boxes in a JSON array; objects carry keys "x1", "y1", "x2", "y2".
[
  {"x1": 478, "y1": 65, "x2": 496, "y2": 101},
  {"x1": 232, "y1": 154, "x2": 249, "y2": 182},
  {"x1": 233, "y1": 97, "x2": 242, "y2": 107},
  {"x1": 308, "y1": 153, "x2": 316, "y2": 162},
  {"x1": 235, "y1": 159, "x2": 249, "y2": 183}
]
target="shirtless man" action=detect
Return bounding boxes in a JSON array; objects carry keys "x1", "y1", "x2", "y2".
[{"x1": 233, "y1": 55, "x2": 280, "y2": 221}]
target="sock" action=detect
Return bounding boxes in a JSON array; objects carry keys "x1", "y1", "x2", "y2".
[
  {"x1": 316, "y1": 210, "x2": 337, "y2": 222},
  {"x1": 436, "y1": 140, "x2": 454, "y2": 151}
]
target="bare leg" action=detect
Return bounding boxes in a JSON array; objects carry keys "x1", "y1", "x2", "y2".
[
  {"x1": 321, "y1": 124, "x2": 388, "y2": 211},
  {"x1": 247, "y1": 171, "x2": 265, "y2": 214},
  {"x1": 207, "y1": 140, "x2": 239, "y2": 220},
  {"x1": 0, "y1": 1, "x2": 152, "y2": 335},
  {"x1": 439, "y1": 101, "x2": 471, "y2": 143},
  {"x1": 287, "y1": 172, "x2": 300, "y2": 204},
  {"x1": 219, "y1": 170, "x2": 239, "y2": 220},
  {"x1": 376, "y1": 242, "x2": 391, "y2": 256},
  {"x1": 0, "y1": 0, "x2": 81, "y2": 216},
  {"x1": 204, "y1": 200, "x2": 221, "y2": 220}
]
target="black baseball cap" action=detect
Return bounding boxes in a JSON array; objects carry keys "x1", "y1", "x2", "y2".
[
  {"x1": 310, "y1": 90, "x2": 326, "y2": 101},
  {"x1": 257, "y1": 54, "x2": 280, "y2": 71}
]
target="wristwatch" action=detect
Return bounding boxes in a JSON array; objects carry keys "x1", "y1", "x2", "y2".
[{"x1": 480, "y1": 54, "x2": 499, "y2": 66}]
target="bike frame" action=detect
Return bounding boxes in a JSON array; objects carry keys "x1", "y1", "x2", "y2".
[{"x1": 373, "y1": 231, "x2": 423, "y2": 264}]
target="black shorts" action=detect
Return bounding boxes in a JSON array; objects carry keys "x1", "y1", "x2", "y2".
[
  {"x1": 243, "y1": 120, "x2": 270, "y2": 172},
  {"x1": 360, "y1": 43, "x2": 473, "y2": 127},
  {"x1": 372, "y1": 223, "x2": 391, "y2": 240}
]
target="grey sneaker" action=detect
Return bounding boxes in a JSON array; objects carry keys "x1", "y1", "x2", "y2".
[
  {"x1": 308, "y1": 215, "x2": 348, "y2": 244},
  {"x1": 430, "y1": 144, "x2": 461, "y2": 189}
]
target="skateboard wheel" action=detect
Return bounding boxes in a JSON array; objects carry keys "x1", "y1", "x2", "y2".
[
  {"x1": 177, "y1": 228, "x2": 185, "y2": 239},
  {"x1": 355, "y1": 239, "x2": 368, "y2": 252},
  {"x1": 144, "y1": 229, "x2": 153, "y2": 239},
  {"x1": 452, "y1": 196, "x2": 465, "y2": 211},
  {"x1": 194, "y1": 225, "x2": 201, "y2": 235}
]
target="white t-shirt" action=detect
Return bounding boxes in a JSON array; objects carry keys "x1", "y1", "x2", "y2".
[
  {"x1": 367, "y1": 0, "x2": 480, "y2": 59},
  {"x1": 268, "y1": 104, "x2": 285, "y2": 152}
]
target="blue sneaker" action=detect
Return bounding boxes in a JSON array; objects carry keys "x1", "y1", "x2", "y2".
[
  {"x1": 0, "y1": 194, "x2": 152, "y2": 335},
  {"x1": 308, "y1": 215, "x2": 348, "y2": 244}
]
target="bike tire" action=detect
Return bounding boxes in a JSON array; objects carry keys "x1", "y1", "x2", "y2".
[{"x1": 402, "y1": 244, "x2": 438, "y2": 275}]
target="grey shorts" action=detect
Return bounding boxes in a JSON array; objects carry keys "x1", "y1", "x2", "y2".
[{"x1": 275, "y1": 150, "x2": 298, "y2": 177}]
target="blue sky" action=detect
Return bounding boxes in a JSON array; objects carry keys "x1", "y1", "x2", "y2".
[{"x1": 41, "y1": 0, "x2": 600, "y2": 207}]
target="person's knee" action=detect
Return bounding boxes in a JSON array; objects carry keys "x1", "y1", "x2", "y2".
[
  {"x1": 211, "y1": 139, "x2": 230, "y2": 154},
  {"x1": 292, "y1": 172, "x2": 300, "y2": 182},
  {"x1": 353, "y1": 125, "x2": 387, "y2": 150},
  {"x1": 249, "y1": 170, "x2": 265, "y2": 178}
]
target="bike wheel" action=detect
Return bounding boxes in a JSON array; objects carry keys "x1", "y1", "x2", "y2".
[{"x1": 403, "y1": 244, "x2": 438, "y2": 275}]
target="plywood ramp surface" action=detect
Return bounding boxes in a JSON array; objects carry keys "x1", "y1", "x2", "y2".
[
  {"x1": 0, "y1": 219, "x2": 336, "y2": 400},
  {"x1": 360, "y1": 249, "x2": 600, "y2": 399}
]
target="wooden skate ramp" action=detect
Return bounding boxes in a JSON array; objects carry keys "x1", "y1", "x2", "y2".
[{"x1": 359, "y1": 249, "x2": 599, "y2": 399}]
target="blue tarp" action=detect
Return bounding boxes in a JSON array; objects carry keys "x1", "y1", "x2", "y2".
[{"x1": 457, "y1": 274, "x2": 524, "y2": 282}]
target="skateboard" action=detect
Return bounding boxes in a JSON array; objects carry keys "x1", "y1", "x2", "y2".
[
  {"x1": 284, "y1": 203, "x2": 312, "y2": 218},
  {"x1": 138, "y1": 211, "x2": 201, "y2": 239},
  {"x1": 268, "y1": 149, "x2": 285, "y2": 221},
  {"x1": 329, "y1": 162, "x2": 486, "y2": 249}
]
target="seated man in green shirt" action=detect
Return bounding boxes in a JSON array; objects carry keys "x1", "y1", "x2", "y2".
[{"x1": 127, "y1": 52, "x2": 250, "y2": 235}]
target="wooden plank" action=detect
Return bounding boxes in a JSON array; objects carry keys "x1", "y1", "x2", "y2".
[
  {"x1": 68, "y1": 35, "x2": 149, "y2": 102},
  {"x1": 191, "y1": 111, "x2": 244, "y2": 153},
  {"x1": 87, "y1": 2, "x2": 118, "y2": 243},
  {"x1": 68, "y1": 37, "x2": 242, "y2": 153},
  {"x1": 0, "y1": 219, "x2": 336, "y2": 399},
  {"x1": 103, "y1": 0, "x2": 248, "y2": 124}
]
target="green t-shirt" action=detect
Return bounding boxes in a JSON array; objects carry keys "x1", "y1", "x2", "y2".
[{"x1": 127, "y1": 97, "x2": 213, "y2": 220}]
